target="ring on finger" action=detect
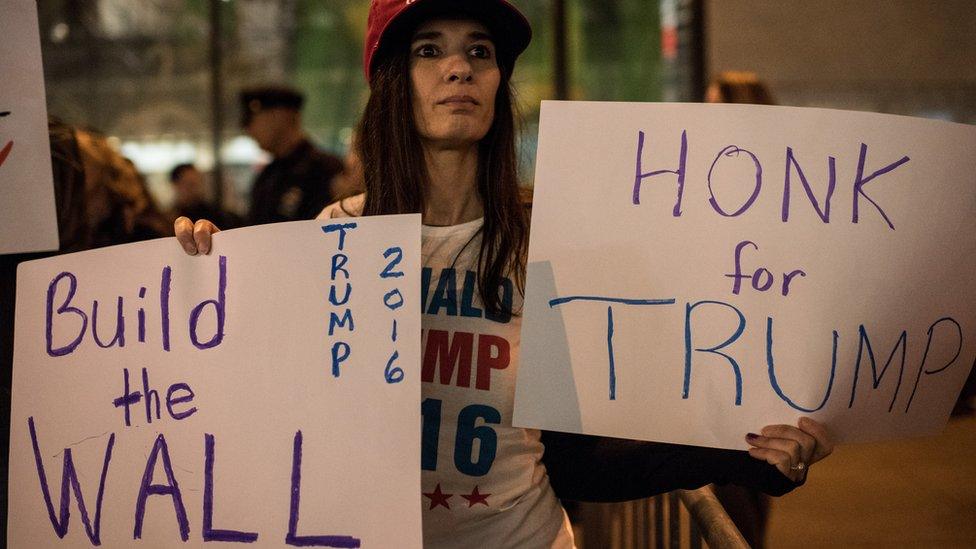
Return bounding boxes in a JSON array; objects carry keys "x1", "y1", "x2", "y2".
[{"x1": 790, "y1": 462, "x2": 806, "y2": 471}]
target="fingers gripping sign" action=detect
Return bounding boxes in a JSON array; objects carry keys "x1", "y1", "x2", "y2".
[
  {"x1": 746, "y1": 416, "x2": 834, "y2": 482},
  {"x1": 175, "y1": 217, "x2": 220, "y2": 255}
]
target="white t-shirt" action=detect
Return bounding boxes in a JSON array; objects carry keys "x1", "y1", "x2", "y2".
[{"x1": 319, "y1": 196, "x2": 574, "y2": 548}]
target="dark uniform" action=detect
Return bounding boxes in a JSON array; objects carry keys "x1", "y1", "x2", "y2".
[
  {"x1": 247, "y1": 138, "x2": 343, "y2": 225},
  {"x1": 239, "y1": 86, "x2": 344, "y2": 225}
]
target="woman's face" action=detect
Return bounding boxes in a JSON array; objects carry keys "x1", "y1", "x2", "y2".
[{"x1": 408, "y1": 18, "x2": 501, "y2": 150}]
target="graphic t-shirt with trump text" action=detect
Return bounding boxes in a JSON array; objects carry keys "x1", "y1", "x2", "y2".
[{"x1": 319, "y1": 197, "x2": 573, "y2": 548}]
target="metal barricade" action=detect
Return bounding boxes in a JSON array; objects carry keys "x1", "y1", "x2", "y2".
[{"x1": 575, "y1": 485, "x2": 750, "y2": 549}]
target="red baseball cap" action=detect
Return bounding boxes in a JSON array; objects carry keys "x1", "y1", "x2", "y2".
[{"x1": 363, "y1": 0, "x2": 532, "y2": 84}]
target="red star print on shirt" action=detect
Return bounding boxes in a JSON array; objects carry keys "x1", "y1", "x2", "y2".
[
  {"x1": 461, "y1": 485, "x2": 490, "y2": 507},
  {"x1": 423, "y1": 483, "x2": 453, "y2": 510}
]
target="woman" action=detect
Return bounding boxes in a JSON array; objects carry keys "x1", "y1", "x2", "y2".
[{"x1": 177, "y1": 1, "x2": 832, "y2": 547}]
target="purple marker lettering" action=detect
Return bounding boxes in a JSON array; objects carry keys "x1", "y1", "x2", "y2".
[
  {"x1": 161, "y1": 266, "x2": 172, "y2": 351},
  {"x1": 286, "y1": 431, "x2": 362, "y2": 547},
  {"x1": 189, "y1": 255, "x2": 227, "y2": 350},
  {"x1": 133, "y1": 434, "x2": 190, "y2": 541},
  {"x1": 91, "y1": 296, "x2": 125, "y2": 348},
  {"x1": 632, "y1": 129, "x2": 688, "y2": 216},
  {"x1": 166, "y1": 383, "x2": 197, "y2": 420},
  {"x1": 28, "y1": 417, "x2": 115, "y2": 545},
  {"x1": 140, "y1": 367, "x2": 162, "y2": 423},
  {"x1": 781, "y1": 269, "x2": 806, "y2": 296},
  {"x1": 852, "y1": 143, "x2": 910, "y2": 230},
  {"x1": 724, "y1": 240, "x2": 759, "y2": 295},
  {"x1": 782, "y1": 147, "x2": 836, "y2": 223},
  {"x1": 112, "y1": 368, "x2": 141, "y2": 427},
  {"x1": 138, "y1": 286, "x2": 147, "y2": 342},
  {"x1": 752, "y1": 268, "x2": 774, "y2": 292},
  {"x1": 707, "y1": 145, "x2": 762, "y2": 217},
  {"x1": 204, "y1": 434, "x2": 259, "y2": 542},
  {"x1": 46, "y1": 272, "x2": 88, "y2": 357}
]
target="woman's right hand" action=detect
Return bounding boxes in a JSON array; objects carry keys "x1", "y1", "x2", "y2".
[
  {"x1": 746, "y1": 417, "x2": 834, "y2": 483},
  {"x1": 174, "y1": 216, "x2": 220, "y2": 255}
]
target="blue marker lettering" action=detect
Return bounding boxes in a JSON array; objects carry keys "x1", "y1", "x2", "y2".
[
  {"x1": 684, "y1": 300, "x2": 745, "y2": 405},
  {"x1": 321, "y1": 222, "x2": 358, "y2": 251}
]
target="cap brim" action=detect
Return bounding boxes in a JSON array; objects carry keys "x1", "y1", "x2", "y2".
[{"x1": 374, "y1": 0, "x2": 531, "y2": 76}]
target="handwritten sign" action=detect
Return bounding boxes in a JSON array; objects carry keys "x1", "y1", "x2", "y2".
[
  {"x1": 513, "y1": 101, "x2": 976, "y2": 449},
  {"x1": 0, "y1": 0, "x2": 59, "y2": 254},
  {"x1": 8, "y1": 216, "x2": 422, "y2": 548}
]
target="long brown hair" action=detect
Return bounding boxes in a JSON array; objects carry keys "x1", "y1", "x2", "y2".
[{"x1": 358, "y1": 32, "x2": 528, "y2": 317}]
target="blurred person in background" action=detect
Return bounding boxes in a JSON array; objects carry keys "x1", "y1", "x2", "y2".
[
  {"x1": 239, "y1": 85, "x2": 344, "y2": 225},
  {"x1": 2, "y1": 122, "x2": 172, "y2": 374},
  {"x1": 75, "y1": 129, "x2": 172, "y2": 247},
  {"x1": 1, "y1": 124, "x2": 172, "y2": 314},
  {"x1": 706, "y1": 70, "x2": 776, "y2": 105},
  {"x1": 169, "y1": 162, "x2": 241, "y2": 229},
  {"x1": 1, "y1": 120, "x2": 172, "y2": 537}
]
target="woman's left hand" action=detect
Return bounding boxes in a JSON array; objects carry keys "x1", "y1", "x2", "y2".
[{"x1": 745, "y1": 417, "x2": 834, "y2": 483}]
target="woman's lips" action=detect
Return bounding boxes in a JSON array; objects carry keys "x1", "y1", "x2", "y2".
[{"x1": 438, "y1": 95, "x2": 479, "y2": 106}]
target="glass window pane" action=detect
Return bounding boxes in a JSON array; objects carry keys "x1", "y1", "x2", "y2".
[
  {"x1": 568, "y1": 0, "x2": 663, "y2": 102},
  {"x1": 40, "y1": 0, "x2": 213, "y2": 209}
]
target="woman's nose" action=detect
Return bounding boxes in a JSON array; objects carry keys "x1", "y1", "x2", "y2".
[{"x1": 444, "y1": 55, "x2": 473, "y2": 82}]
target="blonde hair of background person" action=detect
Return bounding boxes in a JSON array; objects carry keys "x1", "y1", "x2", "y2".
[
  {"x1": 706, "y1": 70, "x2": 776, "y2": 105},
  {"x1": 75, "y1": 130, "x2": 171, "y2": 245}
]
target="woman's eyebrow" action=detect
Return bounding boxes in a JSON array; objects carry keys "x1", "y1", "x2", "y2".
[
  {"x1": 411, "y1": 31, "x2": 442, "y2": 42},
  {"x1": 469, "y1": 31, "x2": 493, "y2": 42},
  {"x1": 411, "y1": 31, "x2": 494, "y2": 43}
]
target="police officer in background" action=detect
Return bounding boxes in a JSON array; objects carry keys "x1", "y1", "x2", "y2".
[{"x1": 239, "y1": 86, "x2": 344, "y2": 226}]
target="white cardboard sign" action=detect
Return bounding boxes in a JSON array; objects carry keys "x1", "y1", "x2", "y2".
[
  {"x1": 8, "y1": 216, "x2": 422, "y2": 548},
  {"x1": 0, "y1": 0, "x2": 59, "y2": 254},
  {"x1": 514, "y1": 101, "x2": 976, "y2": 449}
]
